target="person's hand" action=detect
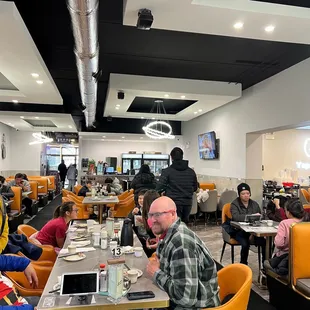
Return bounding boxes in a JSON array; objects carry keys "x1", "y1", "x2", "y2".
[
  {"x1": 146, "y1": 256, "x2": 160, "y2": 277},
  {"x1": 132, "y1": 208, "x2": 139, "y2": 215},
  {"x1": 24, "y1": 263, "x2": 38, "y2": 288},
  {"x1": 274, "y1": 198, "x2": 280, "y2": 209},
  {"x1": 146, "y1": 238, "x2": 158, "y2": 250},
  {"x1": 135, "y1": 216, "x2": 143, "y2": 223},
  {"x1": 252, "y1": 213, "x2": 261, "y2": 216}
]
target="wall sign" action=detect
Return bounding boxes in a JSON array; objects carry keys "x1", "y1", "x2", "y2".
[
  {"x1": 304, "y1": 138, "x2": 310, "y2": 158},
  {"x1": 295, "y1": 138, "x2": 310, "y2": 169}
]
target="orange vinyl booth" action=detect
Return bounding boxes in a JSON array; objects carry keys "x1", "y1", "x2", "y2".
[
  {"x1": 4, "y1": 254, "x2": 52, "y2": 296},
  {"x1": 8, "y1": 186, "x2": 24, "y2": 233},
  {"x1": 17, "y1": 225, "x2": 57, "y2": 263},
  {"x1": 62, "y1": 196, "x2": 89, "y2": 219},
  {"x1": 113, "y1": 195, "x2": 135, "y2": 218},
  {"x1": 200, "y1": 183, "x2": 216, "y2": 191},
  {"x1": 203, "y1": 264, "x2": 252, "y2": 310},
  {"x1": 74, "y1": 184, "x2": 83, "y2": 195},
  {"x1": 118, "y1": 189, "x2": 134, "y2": 200}
]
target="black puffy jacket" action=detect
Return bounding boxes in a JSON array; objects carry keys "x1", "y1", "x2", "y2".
[
  {"x1": 131, "y1": 173, "x2": 156, "y2": 196},
  {"x1": 156, "y1": 160, "x2": 198, "y2": 206}
]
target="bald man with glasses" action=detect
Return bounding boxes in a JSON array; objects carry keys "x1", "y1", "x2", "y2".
[{"x1": 146, "y1": 197, "x2": 220, "y2": 310}]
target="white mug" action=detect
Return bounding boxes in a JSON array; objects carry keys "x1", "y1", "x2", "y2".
[
  {"x1": 127, "y1": 270, "x2": 138, "y2": 284},
  {"x1": 68, "y1": 245, "x2": 76, "y2": 254},
  {"x1": 134, "y1": 247, "x2": 143, "y2": 258},
  {"x1": 110, "y1": 241, "x2": 117, "y2": 249}
]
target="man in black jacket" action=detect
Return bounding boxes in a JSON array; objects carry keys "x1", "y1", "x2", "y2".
[
  {"x1": 156, "y1": 147, "x2": 198, "y2": 223},
  {"x1": 78, "y1": 181, "x2": 92, "y2": 197},
  {"x1": 230, "y1": 183, "x2": 265, "y2": 265}
]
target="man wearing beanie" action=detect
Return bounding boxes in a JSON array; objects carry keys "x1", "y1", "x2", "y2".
[
  {"x1": 156, "y1": 147, "x2": 198, "y2": 223},
  {"x1": 230, "y1": 183, "x2": 266, "y2": 265}
]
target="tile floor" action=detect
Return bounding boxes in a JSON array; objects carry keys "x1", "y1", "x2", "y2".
[{"x1": 189, "y1": 221, "x2": 270, "y2": 301}]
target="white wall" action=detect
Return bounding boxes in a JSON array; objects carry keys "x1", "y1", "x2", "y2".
[
  {"x1": 79, "y1": 139, "x2": 169, "y2": 168},
  {"x1": 263, "y1": 129, "x2": 310, "y2": 182},
  {"x1": 0, "y1": 123, "x2": 11, "y2": 175},
  {"x1": 182, "y1": 57, "x2": 310, "y2": 179}
]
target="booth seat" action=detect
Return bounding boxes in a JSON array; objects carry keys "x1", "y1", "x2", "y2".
[
  {"x1": 62, "y1": 196, "x2": 89, "y2": 219},
  {"x1": 17, "y1": 225, "x2": 57, "y2": 263},
  {"x1": 74, "y1": 184, "x2": 83, "y2": 196},
  {"x1": 118, "y1": 189, "x2": 134, "y2": 200},
  {"x1": 28, "y1": 176, "x2": 56, "y2": 200},
  {"x1": 266, "y1": 222, "x2": 310, "y2": 309},
  {"x1": 113, "y1": 195, "x2": 135, "y2": 218},
  {"x1": 200, "y1": 183, "x2": 216, "y2": 190},
  {"x1": 8, "y1": 187, "x2": 24, "y2": 233},
  {"x1": 4, "y1": 254, "x2": 52, "y2": 296},
  {"x1": 28, "y1": 181, "x2": 39, "y2": 215},
  {"x1": 62, "y1": 189, "x2": 83, "y2": 202}
]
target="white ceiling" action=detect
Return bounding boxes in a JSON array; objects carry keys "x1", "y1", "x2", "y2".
[
  {"x1": 104, "y1": 74, "x2": 241, "y2": 121},
  {"x1": 0, "y1": 112, "x2": 77, "y2": 132},
  {"x1": 124, "y1": 0, "x2": 310, "y2": 44},
  {"x1": 0, "y1": 2, "x2": 62, "y2": 105}
]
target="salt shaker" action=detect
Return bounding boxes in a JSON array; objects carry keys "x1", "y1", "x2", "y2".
[
  {"x1": 100, "y1": 230, "x2": 108, "y2": 250},
  {"x1": 93, "y1": 232, "x2": 100, "y2": 247}
]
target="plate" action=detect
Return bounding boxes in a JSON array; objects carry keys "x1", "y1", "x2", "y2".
[
  {"x1": 53, "y1": 282, "x2": 60, "y2": 291},
  {"x1": 75, "y1": 223, "x2": 87, "y2": 228},
  {"x1": 76, "y1": 228, "x2": 86, "y2": 233},
  {"x1": 123, "y1": 268, "x2": 143, "y2": 278},
  {"x1": 63, "y1": 253, "x2": 86, "y2": 262},
  {"x1": 123, "y1": 246, "x2": 134, "y2": 254}
]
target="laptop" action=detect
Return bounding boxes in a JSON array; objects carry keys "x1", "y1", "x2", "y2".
[
  {"x1": 60, "y1": 271, "x2": 99, "y2": 296},
  {"x1": 245, "y1": 214, "x2": 262, "y2": 224}
]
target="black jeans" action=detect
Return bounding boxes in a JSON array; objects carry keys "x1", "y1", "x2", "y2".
[
  {"x1": 234, "y1": 230, "x2": 266, "y2": 265},
  {"x1": 22, "y1": 197, "x2": 33, "y2": 216},
  {"x1": 176, "y1": 204, "x2": 192, "y2": 223}
]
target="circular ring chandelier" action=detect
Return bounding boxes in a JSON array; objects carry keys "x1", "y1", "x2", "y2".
[{"x1": 143, "y1": 121, "x2": 175, "y2": 140}]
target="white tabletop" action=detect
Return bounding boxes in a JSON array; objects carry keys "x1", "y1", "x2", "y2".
[{"x1": 82, "y1": 196, "x2": 119, "y2": 205}]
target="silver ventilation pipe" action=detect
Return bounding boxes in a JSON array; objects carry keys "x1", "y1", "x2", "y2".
[{"x1": 67, "y1": 0, "x2": 99, "y2": 128}]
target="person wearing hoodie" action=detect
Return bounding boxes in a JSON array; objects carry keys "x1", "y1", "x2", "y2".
[
  {"x1": 130, "y1": 164, "x2": 156, "y2": 204},
  {"x1": 105, "y1": 177, "x2": 123, "y2": 195},
  {"x1": 156, "y1": 147, "x2": 198, "y2": 223},
  {"x1": 66, "y1": 164, "x2": 78, "y2": 192}
]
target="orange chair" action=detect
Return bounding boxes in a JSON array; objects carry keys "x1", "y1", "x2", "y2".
[
  {"x1": 74, "y1": 184, "x2": 83, "y2": 195},
  {"x1": 203, "y1": 264, "x2": 252, "y2": 309},
  {"x1": 118, "y1": 189, "x2": 134, "y2": 200},
  {"x1": 200, "y1": 183, "x2": 216, "y2": 190},
  {"x1": 62, "y1": 196, "x2": 89, "y2": 219},
  {"x1": 301, "y1": 189, "x2": 310, "y2": 204},
  {"x1": 220, "y1": 203, "x2": 241, "y2": 263},
  {"x1": 113, "y1": 195, "x2": 135, "y2": 218},
  {"x1": 62, "y1": 189, "x2": 84, "y2": 202},
  {"x1": 17, "y1": 225, "x2": 57, "y2": 263},
  {"x1": 8, "y1": 187, "x2": 24, "y2": 233},
  {"x1": 3, "y1": 254, "x2": 52, "y2": 296},
  {"x1": 28, "y1": 181, "x2": 38, "y2": 201}
]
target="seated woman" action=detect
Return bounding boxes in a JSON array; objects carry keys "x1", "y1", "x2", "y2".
[
  {"x1": 269, "y1": 198, "x2": 310, "y2": 275},
  {"x1": 266, "y1": 196, "x2": 289, "y2": 222},
  {"x1": 36, "y1": 202, "x2": 78, "y2": 251}
]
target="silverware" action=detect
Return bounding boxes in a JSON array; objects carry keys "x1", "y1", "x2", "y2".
[
  {"x1": 48, "y1": 288, "x2": 60, "y2": 293},
  {"x1": 124, "y1": 263, "x2": 131, "y2": 270},
  {"x1": 58, "y1": 252, "x2": 82, "y2": 259}
]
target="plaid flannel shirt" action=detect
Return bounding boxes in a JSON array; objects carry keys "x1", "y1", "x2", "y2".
[{"x1": 154, "y1": 219, "x2": 220, "y2": 309}]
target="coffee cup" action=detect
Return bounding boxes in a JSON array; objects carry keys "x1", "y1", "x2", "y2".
[
  {"x1": 110, "y1": 241, "x2": 117, "y2": 249},
  {"x1": 134, "y1": 247, "x2": 143, "y2": 258},
  {"x1": 68, "y1": 245, "x2": 76, "y2": 254},
  {"x1": 267, "y1": 220, "x2": 273, "y2": 227},
  {"x1": 127, "y1": 270, "x2": 139, "y2": 284}
]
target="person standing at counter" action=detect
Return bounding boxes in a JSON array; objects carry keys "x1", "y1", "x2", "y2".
[
  {"x1": 131, "y1": 164, "x2": 156, "y2": 204},
  {"x1": 58, "y1": 160, "x2": 67, "y2": 188},
  {"x1": 156, "y1": 147, "x2": 198, "y2": 223},
  {"x1": 67, "y1": 164, "x2": 78, "y2": 192}
]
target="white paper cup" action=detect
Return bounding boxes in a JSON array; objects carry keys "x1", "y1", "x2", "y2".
[
  {"x1": 110, "y1": 241, "x2": 117, "y2": 249},
  {"x1": 134, "y1": 247, "x2": 143, "y2": 258},
  {"x1": 87, "y1": 219, "x2": 95, "y2": 228},
  {"x1": 127, "y1": 270, "x2": 138, "y2": 284},
  {"x1": 267, "y1": 220, "x2": 273, "y2": 227},
  {"x1": 68, "y1": 245, "x2": 76, "y2": 254}
]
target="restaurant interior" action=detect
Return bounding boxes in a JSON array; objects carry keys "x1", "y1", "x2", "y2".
[{"x1": 1, "y1": 0, "x2": 310, "y2": 309}]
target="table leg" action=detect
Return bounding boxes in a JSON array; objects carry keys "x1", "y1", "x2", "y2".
[
  {"x1": 99, "y1": 204, "x2": 103, "y2": 224},
  {"x1": 265, "y1": 236, "x2": 271, "y2": 260}
]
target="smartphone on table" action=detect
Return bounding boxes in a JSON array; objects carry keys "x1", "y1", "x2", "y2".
[{"x1": 127, "y1": 291, "x2": 155, "y2": 300}]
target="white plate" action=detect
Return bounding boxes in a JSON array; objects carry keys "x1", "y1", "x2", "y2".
[
  {"x1": 75, "y1": 223, "x2": 87, "y2": 228},
  {"x1": 76, "y1": 228, "x2": 86, "y2": 233},
  {"x1": 123, "y1": 246, "x2": 134, "y2": 254},
  {"x1": 53, "y1": 282, "x2": 60, "y2": 291},
  {"x1": 63, "y1": 253, "x2": 86, "y2": 262},
  {"x1": 123, "y1": 268, "x2": 143, "y2": 278}
]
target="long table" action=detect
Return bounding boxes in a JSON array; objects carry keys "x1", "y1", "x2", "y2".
[{"x1": 37, "y1": 220, "x2": 169, "y2": 310}]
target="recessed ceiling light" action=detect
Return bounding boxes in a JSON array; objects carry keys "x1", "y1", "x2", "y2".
[
  {"x1": 102, "y1": 136, "x2": 106, "y2": 138},
  {"x1": 35, "y1": 116, "x2": 39, "y2": 119},
  {"x1": 115, "y1": 107, "x2": 120, "y2": 110},
  {"x1": 118, "y1": 140, "x2": 122, "y2": 141},
  {"x1": 116, "y1": 104, "x2": 120, "y2": 107},
  {"x1": 122, "y1": 136, "x2": 125, "y2": 139},
  {"x1": 233, "y1": 22, "x2": 244, "y2": 29},
  {"x1": 194, "y1": 111, "x2": 198, "y2": 114},
  {"x1": 31, "y1": 73, "x2": 39, "y2": 78},
  {"x1": 164, "y1": 94, "x2": 169, "y2": 98},
  {"x1": 181, "y1": 95, "x2": 186, "y2": 99},
  {"x1": 68, "y1": 125, "x2": 72, "y2": 128},
  {"x1": 265, "y1": 25, "x2": 275, "y2": 33},
  {"x1": 12, "y1": 100, "x2": 18, "y2": 103},
  {"x1": 20, "y1": 116, "x2": 24, "y2": 119},
  {"x1": 101, "y1": 139, "x2": 105, "y2": 141},
  {"x1": 140, "y1": 137, "x2": 144, "y2": 139},
  {"x1": 36, "y1": 80, "x2": 43, "y2": 85},
  {"x1": 151, "y1": 117, "x2": 155, "y2": 120},
  {"x1": 141, "y1": 117, "x2": 144, "y2": 119},
  {"x1": 198, "y1": 109, "x2": 202, "y2": 112}
]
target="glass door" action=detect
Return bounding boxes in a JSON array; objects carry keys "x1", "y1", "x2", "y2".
[
  {"x1": 133, "y1": 159, "x2": 142, "y2": 174},
  {"x1": 122, "y1": 159, "x2": 131, "y2": 174}
]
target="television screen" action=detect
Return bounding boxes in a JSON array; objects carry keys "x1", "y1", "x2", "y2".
[
  {"x1": 198, "y1": 131, "x2": 218, "y2": 160},
  {"x1": 106, "y1": 167, "x2": 114, "y2": 173}
]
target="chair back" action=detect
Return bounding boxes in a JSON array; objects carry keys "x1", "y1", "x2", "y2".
[
  {"x1": 190, "y1": 193, "x2": 198, "y2": 215},
  {"x1": 218, "y1": 191, "x2": 238, "y2": 212},
  {"x1": 211, "y1": 264, "x2": 252, "y2": 310},
  {"x1": 28, "y1": 181, "x2": 38, "y2": 200},
  {"x1": 200, "y1": 183, "x2": 216, "y2": 190},
  {"x1": 74, "y1": 185, "x2": 83, "y2": 195},
  {"x1": 113, "y1": 195, "x2": 135, "y2": 218},
  {"x1": 199, "y1": 190, "x2": 218, "y2": 213},
  {"x1": 300, "y1": 189, "x2": 310, "y2": 204},
  {"x1": 10, "y1": 186, "x2": 22, "y2": 213},
  {"x1": 17, "y1": 224, "x2": 38, "y2": 238},
  {"x1": 62, "y1": 188, "x2": 71, "y2": 197},
  {"x1": 222, "y1": 203, "x2": 232, "y2": 223},
  {"x1": 118, "y1": 189, "x2": 134, "y2": 200},
  {"x1": 290, "y1": 222, "x2": 310, "y2": 286}
]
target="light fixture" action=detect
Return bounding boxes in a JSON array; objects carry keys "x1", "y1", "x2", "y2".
[
  {"x1": 181, "y1": 95, "x2": 186, "y2": 99},
  {"x1": 115, "y1": 107, "x2": 120, "y2": 110},
  {"x1": 122, "y1": 136, "x2": 125, "y2": 139},
  {"x1": 164, "y1": 94, "x2": 169, "y2": 98},
  {"x1": 101, "y1": 139, "x2": 105, "y2": 141},
  {"x1": 68, "y1": 125, "x2": 72, "y2": 129},
  {"x1": 140, "y1": 137, "x2": 144, "y2": 139},
  {"x1": 116, "y1": 104, "x2": 120, "y2": 107},
  {"x1": 194, "y1": 111, "x2": 198, "y2": 114},
  {"x1": 265, "y1": 25, "x2": 275, "y2": 33},
  {"x1": 141, "y1": 117, "x2": 144, "y2": 119},
  {"x1": 31, "y1": 73, "x2": 39, "y2": 78},
  {"x1": 198, "y1": 109, "x2": 202, "y2": 112},
  {"x1": 35, "y1": 117, "x2": 39, "y2": 119},
  {"x1": 29, "y1": 132, "x2": 53, "y2": 145},
  {"x1": 20, "y1": 116, "x2": 24, "y2": 119},
  {"x1": 12, "y1": 100, "x2": 18, "y2": 103},
  {"x1": 234, "y1": 22, "x2": 244, "y2": 29},
  {"x1": 142, "y1": 100, "x2": 175, "y2": 140},
  {"x1": 102, "y1": 136, "x2": 106, "y2": 138},
  {"x1": 36, "y1": 80, "x2": 43, "y2": 85},
  {"x1": 118, "y1": 140, "x2": 122, "y2": 142}
]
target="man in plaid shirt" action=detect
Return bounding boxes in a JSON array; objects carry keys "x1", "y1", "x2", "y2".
[{"x1": 147, "y1": 197, "x2": 220, "y2": 309}]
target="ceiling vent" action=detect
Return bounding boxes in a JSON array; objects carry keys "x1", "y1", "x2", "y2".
[{"x1": 23, "y1": 119, "x2": 57, "y2": 128}]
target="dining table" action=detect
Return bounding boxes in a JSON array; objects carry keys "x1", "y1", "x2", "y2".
[{"x1": 37, "y1": 219, "x2": 169, "y2": 310}]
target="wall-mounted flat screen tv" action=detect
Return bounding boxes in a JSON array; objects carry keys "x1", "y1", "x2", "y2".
[{"x1": 198, "y1": 131, "x2": 218, "y2": 160}]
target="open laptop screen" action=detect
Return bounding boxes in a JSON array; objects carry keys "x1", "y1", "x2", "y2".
[
  {"x1": 245, "y1": 214, "x2": 261, "y2": 223},
  {"x1": 60, "y1": 271, "x2": 99, "y2": 296}
]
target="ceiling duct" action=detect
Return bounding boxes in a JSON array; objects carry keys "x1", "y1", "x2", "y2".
[{"x1": 67, "y1": 0, "x2": 99, "y2": 128}]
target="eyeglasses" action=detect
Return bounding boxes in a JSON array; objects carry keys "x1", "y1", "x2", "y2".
[
  {"x1": 148, "y1": 210, "x2": 175, "y2": 219},
  {"x1": 71, "y1": 209, "x2": 79, "y2": 213}
]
